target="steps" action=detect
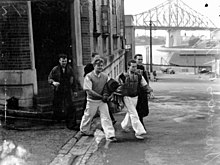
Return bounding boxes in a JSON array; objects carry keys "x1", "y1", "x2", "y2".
[
  {"x1": 34, "y1": 81, "x2": 54, "y2": 113},
  {"x1": 34, "y1": 81, "x2": 86, "y2": 113}
]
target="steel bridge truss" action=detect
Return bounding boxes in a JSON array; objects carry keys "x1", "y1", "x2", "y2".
[{"x1": 133, "y1": 0, "x2": 217, "y2": 30}]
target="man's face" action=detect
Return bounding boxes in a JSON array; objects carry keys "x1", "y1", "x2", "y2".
[
  {"x1": 136, "y1": 55, "x2": 143, "y2": 65},
  {"x1": 128, "y1": 62, "x2": 137, "y2": 73},
  {"x1": 94, "y1": 62, "x2": 104, "y2": 73},
  {"x1": 59, "y1": 58, "x2": 67, "y2": 67}
]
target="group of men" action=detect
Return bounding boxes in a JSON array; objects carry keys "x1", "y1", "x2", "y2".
[{"x1": 48, "y1": 53, "x2": 152, "y2": 141}]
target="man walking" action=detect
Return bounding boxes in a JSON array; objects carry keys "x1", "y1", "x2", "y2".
[
  {"x1": 134, "y1": 54, "x2": 151, "y2": 128},
  {"x1": 48, "y1": 54, "x2": 78, "y2": 130},
  {"x1": 117, "y1": 59, "x2": 147, "y2": 139},
  {"x1": 80, "y1": 58, "x2": 117, "y2": 142},
  {"x1": 134, "y1": 54, "x2": 149, "y2": 83}
]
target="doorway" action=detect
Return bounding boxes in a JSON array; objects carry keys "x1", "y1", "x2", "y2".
[{"x1": 31, "y1": 1, "x2": 72, "y2": 82}]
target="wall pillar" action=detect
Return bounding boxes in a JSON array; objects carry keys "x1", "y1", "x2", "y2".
[
  {"x1": 0, "y1": 2, "x2": 37, "y2": 107},
  {"x1": 70, "y1": 0, "x2": 83, "y2": 86}
]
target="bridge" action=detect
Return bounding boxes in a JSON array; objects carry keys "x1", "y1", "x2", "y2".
[
  {"x1": 125, "y1": 0, "x2": 220, "y2": 72},
  {"x1": 133, "y1": 0, "x2": 218, "y2": 31}
]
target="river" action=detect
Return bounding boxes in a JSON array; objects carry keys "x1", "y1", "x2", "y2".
[{"x1": 135, "y1": 45, "x2": 171, "y2": 65}]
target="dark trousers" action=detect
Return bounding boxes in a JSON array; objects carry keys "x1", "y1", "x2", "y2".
[{"x1": 53, "y1": 93, "x2": 76, "y2": 129}]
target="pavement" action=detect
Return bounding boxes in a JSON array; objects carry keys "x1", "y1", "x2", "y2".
[
  {"x1": 48, "y1": 72, "x2": 220, "y2": 165},
  {"x1": 1, "y1": 72, "x2": 219, "y2": 165},
  {"x1": 48, "y1": 112, "x2": 128, "y2": 165}
]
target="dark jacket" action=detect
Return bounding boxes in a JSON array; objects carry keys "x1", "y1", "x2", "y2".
[
  {"x1": 48, "y1": 64, "x2": 76, "y2": 95},
  {"x1": 119, "y1": 72, "x2": 149, "y2": 117},
  {"x1": 137, "y1": 87, "x2": 149, "y2": 117},
  {"x1": 102, "y1": 78, "x2": 120, "y2": 102},
  {"x1": 137, "y1": 65, "x2": 149, "y2": 84}
]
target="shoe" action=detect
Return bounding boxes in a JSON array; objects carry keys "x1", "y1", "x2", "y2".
[
  {"x1": 80, "y1": 131, "x2": 94, "y2": 137},
  {"x1": 67, "y1": 126, "x2": 80, "y2": 131},
  {"x1": 135, "y1": 134, "x2": 144, "y2": 140},
  {"x1": 107, "y1": 137, "x2": 117, "y2": 142}
]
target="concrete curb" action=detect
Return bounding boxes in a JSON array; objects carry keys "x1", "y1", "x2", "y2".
[
  {"x1": 49, "y1": 112, "x2": 126, "y2": 165},
  {"x1": 49, "y1": 131, "x2": 82, "y2": 165}
]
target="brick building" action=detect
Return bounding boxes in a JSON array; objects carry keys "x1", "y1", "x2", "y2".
[
  {"x1": 80, "y1": 0, "x2": 126, "y2": 80},
  {"x1": 0, "y1": 0, "x2": 126, "y2": 111}
]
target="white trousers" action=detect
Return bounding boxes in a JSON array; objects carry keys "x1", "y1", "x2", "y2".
[
  {"x1": 121, "y1": 96, "x2": 146, "y2": 135},
  {"x1": 80, "y1": 99, "x2": 115, "y2": 139}
]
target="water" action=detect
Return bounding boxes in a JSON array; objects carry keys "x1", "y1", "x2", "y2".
[{"x1": 135, "y1": 45, "x2": 171, "y2": 65}]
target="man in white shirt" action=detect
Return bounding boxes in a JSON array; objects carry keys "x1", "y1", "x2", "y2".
[
  {"x1": 117, "y1": 59, "x2": 147, "y2": 139},
  {"x1": 80, "y1": 58, "x2": 117, "y2": 142}
]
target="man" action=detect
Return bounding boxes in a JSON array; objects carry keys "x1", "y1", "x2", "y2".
[
  {"x1": 48, "y1": 54, "x2": 78, "y2": 130},
  {"x1": 134, "y1": 54, "x2": 149, "y2": 83},
  {"x1": 117, "y1": 59, "x2": 147, "y2": 139},
  {"x1": 80, "y1": 58, "x2": 117, "y2": 142},
  {"x1": 82, "y1": 52, "x2": 100, "y2": 110},
  {"x1": 83, "y1": 52, "x2": 100, "y2": 77},
  {"x1": 83, "y1": 53, "x2": 116, "y2": 124},
  {"x1": 134, "y1": 54, "x2": 151, "y2": 128}
]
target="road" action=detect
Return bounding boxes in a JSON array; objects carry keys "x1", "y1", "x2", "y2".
[{"x1": 82, "y1": 73, "x2": 220, "y2": 165}]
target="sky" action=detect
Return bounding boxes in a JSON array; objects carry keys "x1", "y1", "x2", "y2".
[{"x1": 124, "y1": 0, "x2": 220, "y2": 28}]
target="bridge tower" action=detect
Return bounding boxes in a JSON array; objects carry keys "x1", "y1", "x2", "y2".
[{"x1": 166, "y1": 30, "x2": 182, "y2": 47}]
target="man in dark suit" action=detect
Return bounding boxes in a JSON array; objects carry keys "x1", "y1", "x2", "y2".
[
  {"x1": 134, "y1": 54, "x2": 150, "y2": 129},
  {"x1": 48, "y1": 54, "x2": 78, "y2": 130}
]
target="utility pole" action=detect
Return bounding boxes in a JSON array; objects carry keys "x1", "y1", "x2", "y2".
[
  {"x1": 194, "y1": 51, "x2": 196, "y2": 74},
  {"x1": 149, "y1": 20, "x2": 153, "y2": 73}
]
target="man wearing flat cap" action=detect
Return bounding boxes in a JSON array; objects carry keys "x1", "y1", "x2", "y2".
[{"x1": 80, "y1": 57, "x2": 117, "y2": 142}]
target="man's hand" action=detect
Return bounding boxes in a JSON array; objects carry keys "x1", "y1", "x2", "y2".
[
  {"x1": 148, "y1": 92, "x2": 154, "y2": 99},
  {"x1": 52, "y1": 81, "x2": 60, "y2": 87},
  {"x1": 102, "y1": 95, "x2": 108, "y2": 103}
]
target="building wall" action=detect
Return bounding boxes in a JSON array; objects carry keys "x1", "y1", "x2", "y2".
[
  {"x1": 0, "y1": 2, "x2": 32, "y2": 70},
  {"x1": 0, "y1": 2, "x2": 37, "y2": 107},
  {"x1": 125, "y1": 15, "x2": 135, "y2": 61},
  {"x1": 0, "y1": 0, "x2": 126, "y2": 108},
  {"x1": 80, "y1": 0, "x2": 125, "y2": 80}
]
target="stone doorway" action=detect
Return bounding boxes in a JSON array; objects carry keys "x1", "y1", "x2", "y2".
[{"x1": 31, "y1": 1, "x2": 72, "y2": 82}]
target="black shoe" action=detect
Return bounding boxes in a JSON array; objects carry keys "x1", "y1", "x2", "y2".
[
  {"x1": 66, "y1": 122, "x2": 80, "y2": 130},
  {"x1": 67, "y1": 125, "x2": 80, "y2": 131},
  {"x1": 112, "y1": 120, "x2": 117, "y2": 125},
  {"x1": 107, "y1": 137, "x2": 117, "y2": 142},
  {"x1": 80, "y1": 131, "x2": 94, "y2": 137}
]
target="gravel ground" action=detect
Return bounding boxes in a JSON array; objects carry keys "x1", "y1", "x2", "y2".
[{"x1": 0, "y1": 122, "x2": 77, "y2": 165}]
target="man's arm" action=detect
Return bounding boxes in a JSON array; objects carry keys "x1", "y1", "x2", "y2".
[
  {"x1": 141, "y1": 67, "x2": 149, "y2": 84},
  {"x1": 48, "y1": 67, "x2": 60, "y2": 87}
]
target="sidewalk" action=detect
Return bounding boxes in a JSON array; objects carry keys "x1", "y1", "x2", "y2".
[
  {"x1": 48, "y1": 112, "x2": 128, "y2": 165},
  {"x1": 1, "y1": 73, "x2": 219, "y2": 165},
  {"x1": 48, "y1": 72, "x2": 220, "y2": 165}
]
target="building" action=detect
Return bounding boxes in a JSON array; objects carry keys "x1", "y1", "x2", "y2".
[
  {"x1": 80, "y1": 0, "x2": 125, "y2": 81},
  {"x1": 124, "y1": 15, "x2": 135, "y2": 65},
  {"x1": 0, "y1": 0, "x2": 126, "y2": 111}
]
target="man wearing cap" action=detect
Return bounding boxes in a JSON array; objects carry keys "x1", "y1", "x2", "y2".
[
  {"x1": 48, "y1": 54, "x2": 78, "y2": 130},
  {"x1": 80, "y1": 57, "x2": 117, "y2": 142}
]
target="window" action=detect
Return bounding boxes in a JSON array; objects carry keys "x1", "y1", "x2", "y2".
[
  {"x1": 113, "y1": 37, "x2": 118, "y2": 50},
  {"x1": 93, "y1": 37, "x2": 98, "y2": 52},
  {"x1": 101, "y1": 5, "x2": 109, "y2": 33},
  {"x1": 112, "y1": 0, "x2": 116, "y2": 15},
  {"x1": 102, "y1": 37, "x2": 107, "y2": 52}
]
